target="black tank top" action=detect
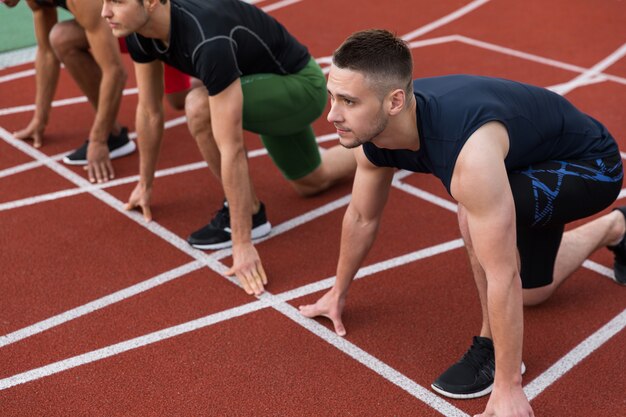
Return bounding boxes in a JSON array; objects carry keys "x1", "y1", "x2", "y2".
[{"x1": 364, "y1": 75, "x2": 618, "y2": 194}]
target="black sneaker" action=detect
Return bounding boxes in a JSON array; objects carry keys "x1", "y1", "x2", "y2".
[
  {"x1": 431, "y1": 336, "x2": 526, "y2": 399},
  {"x1": 607, "y1": 207, "x2": 626, "y2": 285},
  {"x1": 187, "y1": 201, "x2": 272, "y2": 250},
  {"x1": 62, "y1": 127, "x2": 136, "y2": 165}
]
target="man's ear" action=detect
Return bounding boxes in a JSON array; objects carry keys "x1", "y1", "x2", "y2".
[
  {"x1": 388, "y1": 88, "x2": 406, "y2": 115},
  {"x1": 144, "y1": 0, "x2": 161, "y2": 12}
]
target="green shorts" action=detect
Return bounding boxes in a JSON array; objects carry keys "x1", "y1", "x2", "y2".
[{"x1": 240, "y1": 58, "x2": 327, "y2": 180}]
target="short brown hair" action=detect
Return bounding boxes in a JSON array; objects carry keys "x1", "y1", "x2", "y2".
[{"x1": 333, "y1": 29, "x2": 413, "y2": 98}]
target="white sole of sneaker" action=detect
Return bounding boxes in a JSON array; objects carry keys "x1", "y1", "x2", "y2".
[
  {"x1": 62, "y1": 155, "x2": 88, "y2": 166},
  {"x1": 431, "y1": 382, "x2": 493, "y2": 399},
  {"x1": 190, "y1": 222, "x2": 272, "y2": 250},
  {"x1": 109, "y1": 140, "x2": 137, "y2": 160},
  {"x1": 430, "y1": 362, "x2": 526, "y2": 400},
  {"x1": 62, "y1": 140, "x2": 136, "y2": 166}
]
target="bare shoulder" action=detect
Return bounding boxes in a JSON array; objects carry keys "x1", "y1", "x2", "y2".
[{"x1": 450, "y1": 121, "x2": 510, "y2": 202}]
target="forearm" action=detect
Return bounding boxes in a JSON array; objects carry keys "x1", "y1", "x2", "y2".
[
  {"x1": 333, "y1": 205, "x2": 380, "y2": 295},
  {"x1": 32, "y1": 39, "x2": 60, "y2": 127},
  {"x1": 89, "y1": 65, "x2": 127, "y2": 143},
  {"x1": 486, "y1": 269, "x2": 524, "y2": 387},
  {"x1": 135, "y1": 104, "x2": 164, "y2": 187},
  {"x1": 220, "y1": 145, "x2": 253, "y2": 246}
]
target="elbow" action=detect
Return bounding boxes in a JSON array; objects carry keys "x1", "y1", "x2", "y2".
[{"x1": 344, "y1": 205, "x2": 379, "y2": 231}]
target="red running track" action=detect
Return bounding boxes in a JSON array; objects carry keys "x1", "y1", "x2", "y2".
[{"x1": 0, "y1": 0, "x2": 625, "y2": 415}]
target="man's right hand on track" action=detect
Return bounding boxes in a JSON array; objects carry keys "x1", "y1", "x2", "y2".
[
  {"x1": 299, "y1": 288, "x2": 347, "y2": 336},
  {"x1": 125, "y1": 182, "x2": 153, "y2": 221}
]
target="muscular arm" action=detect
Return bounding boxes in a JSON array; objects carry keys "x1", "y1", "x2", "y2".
[
  {"x1": 450, "y1": 122, "x2": 532, "y2": 416},
  {"x1": 299, "y1": 148, "x2": 394, "y2": 334},
  {"x1": 70, "y1": 0, "x2": 126, "y2": 144}
]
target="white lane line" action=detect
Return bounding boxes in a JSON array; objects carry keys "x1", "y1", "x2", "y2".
[
  {"x1": 277, "y1": 238, "x2": 465, "y2": 302},
  {"x1": 0, "y1": 46, "x2": 37, "y2": 71},
  {"x1": 0, "y1": 297, "x2": 276, "y2": 391},
  {"x1": 0, "y1": 125, "x2": 233, "y2": 277},
  {"x1": 581, "y1": 259, "x2": 618, "y2": 282},
  {"x1": 453, "y1": 35, "x2": 626, "y2": 86},
  {"x1": 402, "y1": 0, "x2": 491, "y2": 42},
  {"x1": 0, "y1": 239, "x2": 467, "y2": 416},
  {"x1": 0, "y1": 239, "x2": 465, "y2": 353},
  {"x1": 524, "y1": 308, "x2": 626, "y2": 400},
  {"x1": 0, "y1": 261, "x2": 204, "y2": 348},
  {"x1": 0, "y1": 132, "x2": 340, "y2": 211},
  {"x1": 0, "y1": 88, "x2": 138, "y2": 117},
  {"x1": 261, "y1": 0, "x2": 302, "y2": 12},
  {"x1": 315, "y1": 0, "x2": 492, "y2": 74},
  {"x1": 209, "y1": 170, "x2": 415, "y2": 261},
  {"x1": 0, "y1": 68, "x2": 36, "y2": 84},
  {"x1": 0, "y1": 193, "x2": 355, "y2": 346},
  {"x1": 428, "y1": 35, "x2": 626, "y2": 85},
  {"x1": 550, "y1": 43, "x2": 626, "y2": 95},
  {"x1": 0, "y1": 155, "x2": 62, "y2": 179},
  {"x1": 273, "y1": 301, "x2": 470, "y2": 417},
  {"x1": 548, "y1": 75, "x2": 607, "y2": 94},
  {"x1": 0, "y1": 170, "x2": 411, "y2": 348},
  {"x1": 392, "y1": 178, "x2": 458, "y2": 213}
]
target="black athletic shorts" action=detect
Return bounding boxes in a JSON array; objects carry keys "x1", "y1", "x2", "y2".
[{"x1": 508, "y1": 151, "x2": 623, "y2": 289}]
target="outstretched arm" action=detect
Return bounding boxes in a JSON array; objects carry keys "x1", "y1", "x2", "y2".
[
  {"x1": 14, "y1": 1, "x2": 60, "y2": 147},
  {"x1": 125, "y1": 61, "x2": 165, "y2": 221},
  {"x1": 450, "y1": 122, "x2": 533, "y2": 417},
  {"x1": 208, "y1": 79, "x2": 267, "y2": 296},
  {"x1": 299, "y1": 147, "x2": 394, "y2": 335}
]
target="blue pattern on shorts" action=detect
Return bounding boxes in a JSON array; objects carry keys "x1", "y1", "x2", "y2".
[{"x1": 516, "y1": 159, "x2": 623, "y2": 226}]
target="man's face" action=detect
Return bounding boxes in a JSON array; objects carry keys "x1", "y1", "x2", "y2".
[
  {"x1": 326, "y1": 65, "x2": 388, "y2": 149},
  {"x1": 2, "y1": 0, "x2": 22, "y2": 8},
  {"x1": 101, "y1": 0, "x2": 149, "y2": 38}
]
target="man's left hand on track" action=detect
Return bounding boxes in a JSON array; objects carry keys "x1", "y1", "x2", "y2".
[
  {"x1": 227, "y1": 242, "x2": 267, "y2": 296},
  {"x1": 87, "y1": 141, "x2": 114, "y2": 183}
]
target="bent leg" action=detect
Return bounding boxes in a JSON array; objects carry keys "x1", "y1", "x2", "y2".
[
  {"x1": 49, "y1": 20, "x2": 123, "y2": 135},
  {"x1": 49, "y1": 20, "x2": 101, "y2": 109},
  {"x1": 524, "y1": 209, "x2": 625, "y2": 305},
  {"x1": 509, "y1": 156, "x2": 624, "y2": 305},
  {"x1": 289, "y1": 145, "x2": 356, "y2": 197},
  {"x1": 242, "y1": 59, "x2": 356, "y2": 196}
]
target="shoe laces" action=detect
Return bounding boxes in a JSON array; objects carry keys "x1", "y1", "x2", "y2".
[
  {"x1": 461, "y1": 339, "x2": 493, "y2": 372},
  {"x1": 210, "y1": 204, "x2": 230, "y2": 229}
]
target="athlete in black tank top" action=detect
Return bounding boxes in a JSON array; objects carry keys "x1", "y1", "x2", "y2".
[{"x1": 303, "y1": 29, "x2": 626, "y2": 417}]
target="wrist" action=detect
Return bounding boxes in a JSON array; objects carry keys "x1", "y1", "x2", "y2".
[{"x1": 329, "y1": 286, "x2": 347, "y2": 300}]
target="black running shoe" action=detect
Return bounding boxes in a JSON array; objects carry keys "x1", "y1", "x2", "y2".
[
  {"x1": 62, "y1": 127, "x2": 136, "y2": 165},
  {"x1": 607, "y1": 207, "x2": 626, "y2": 285},
  {"x1": 187, "y1": 201, "x2": 272, "y2": 250},
  {"x1": 431, "y1": 336, "x2": 526, "y2": 399}
]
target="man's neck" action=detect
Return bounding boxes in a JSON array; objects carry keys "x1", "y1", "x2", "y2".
[
  {"x1": 373, "y1": 97, "x2": 420, "y2": 151},
  {"x1": 137, "y1": 0, "x2": 171, "y2": 44}
]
